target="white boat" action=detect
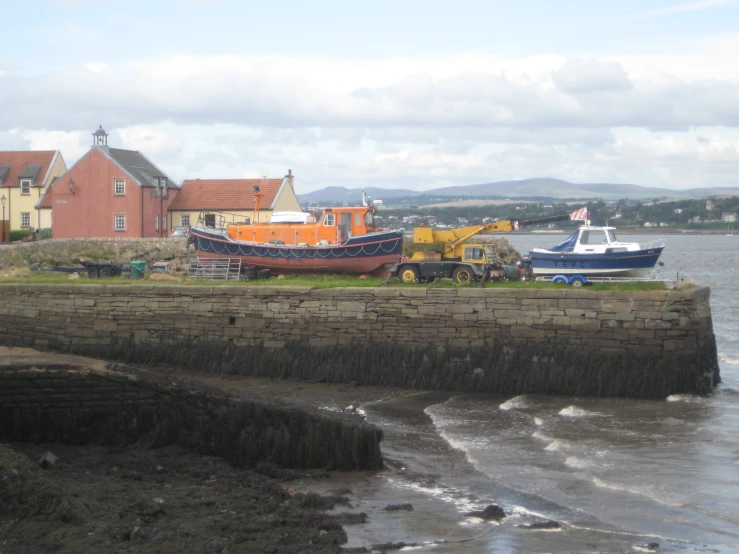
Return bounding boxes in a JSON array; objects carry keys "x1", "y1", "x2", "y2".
[{"x1": 529, "y1": 225, "x2": 666, "y2": 277}]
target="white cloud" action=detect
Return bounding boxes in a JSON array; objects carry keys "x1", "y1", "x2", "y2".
[
  {"x1": 1, "y1": 47, "x2": 739, "y2": 191},
  {"x1": 636, "y1": 0, "x2": 732, "y2": 17}
]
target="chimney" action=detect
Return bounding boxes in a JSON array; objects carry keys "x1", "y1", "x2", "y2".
[{"x1": 286, "y1": 169, "x2": 294, "y2": 190}]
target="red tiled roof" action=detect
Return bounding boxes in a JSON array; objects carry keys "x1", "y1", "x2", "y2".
[
  {"x1": 169, "y1": 178, "x2": 285, "y2": 211},
  {"x1": 0, "y1": 151, "x2": 57, "y2": 189}
]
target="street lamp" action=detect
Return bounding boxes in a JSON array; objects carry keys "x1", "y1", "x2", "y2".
[{"x1": 1, "y1": 194, "x2": 6, "y2": 243}]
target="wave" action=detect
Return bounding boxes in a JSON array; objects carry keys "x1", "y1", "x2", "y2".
[
  {"x1": 533, "y1": 417, "x2": 544, "y2": 426},
  {"x1": 558, "y1": 405, "x2": 591, "y2": 418},
  {"x1": 499, "y1": 395, "x2": 528, "y2": 411},
  {"x1": 591, "y1": 477, "x2": 686, "y2": 507},
  {"x1": 666, "y1": 394, "x2": 697, "y2": 402},
  {"x1": 544, "y1": 441, "x2": 563, "y2": 452},
  {"x1": 384, "y1": 476, "x2": 478, "y2": 513},
  {"x1": 565, "y1": 457, "x2": 593, "y2": 470},
  {"x1": 718, "y1": 352, "x2": 739, "y2": 365}
]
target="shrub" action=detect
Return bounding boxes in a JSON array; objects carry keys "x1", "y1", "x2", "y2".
[
  {"x1": 38, "y1": 228, "x2": 52, "y2": 240},
  {"x1": 10, "y1": 230, "x2": 34, "y2": 242}
]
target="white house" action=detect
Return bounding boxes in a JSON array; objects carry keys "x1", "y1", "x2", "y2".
[{"x1": 722, "y1": 213, "x2": 737, "y2": 223}]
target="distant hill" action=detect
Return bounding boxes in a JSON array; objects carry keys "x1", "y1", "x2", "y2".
[{"x1": 298, "y1": 179, "x2": 739, "y2": 204}]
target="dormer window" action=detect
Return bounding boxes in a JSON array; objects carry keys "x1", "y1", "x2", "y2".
[
  {"x1": 20, "y1": 179, "x2": 31, "y2": 195},
  {"x1": 114, "y1": 179, "x2": 125, "y2": 195}
]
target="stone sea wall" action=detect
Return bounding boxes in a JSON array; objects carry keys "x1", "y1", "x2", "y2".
[
  {"x1": 0, "y1": 361, "x2": 383, "y2": 470},
  {"x1": 0, "y1": 284, "x2": 719, "y2": 398}
]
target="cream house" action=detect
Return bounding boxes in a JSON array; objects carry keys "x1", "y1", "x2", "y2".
[
  {"x1": 0, "y1": 151, "x2": 66, "y2": 234},
  {"x1": 168, "y1": 170, "x2": 301, "y2": 230}
]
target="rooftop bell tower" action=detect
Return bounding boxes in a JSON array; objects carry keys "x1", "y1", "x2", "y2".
[{"x1": 92, "y1": 124, "x2": 108, "y2": 146}]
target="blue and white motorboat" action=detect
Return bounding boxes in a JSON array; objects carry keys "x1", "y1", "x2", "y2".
[{"x1": 529, "y1": 225, "x2": 665, "y2": 277}]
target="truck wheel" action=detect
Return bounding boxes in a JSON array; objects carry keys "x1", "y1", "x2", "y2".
[
  {"x1": 552, "y1": 276, "x2": 567, "y2": 285},
  {"x1": 452, "y1": 266, "x2": 474, "y2": 284},
  {"x1": 99, "y1": 267, "x2": 113, "y2": 278},
  {"x1": 87, "y1": 268, "x2": 99, "y2": 278},
  {"x1": 399, "y1": 265, "x2": 420, "y2": 284}
]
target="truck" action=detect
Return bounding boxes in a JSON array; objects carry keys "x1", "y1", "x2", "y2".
[{"x1": 388, "y1": 213, "x2": 573, "y2": 284}]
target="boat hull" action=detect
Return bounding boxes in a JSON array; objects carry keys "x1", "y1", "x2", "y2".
[
  {"x1": 190, "y1": 227, "x2": 404, "y2": 274},
  {"x1": 529, "y1": 247, "x2": 664, "y2": 277}
]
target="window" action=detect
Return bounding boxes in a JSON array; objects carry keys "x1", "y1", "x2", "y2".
[
  {"x1": 162, "y1": 215, "x2": 167, "y2": 231},
  {"x1": 155, "y1": 214, "x2": 159, "y2": 231},
  {"x1": 464, "y1": 246, "x2": 484, "y2": 261},
  {"x1": 180, "y1": 214, "x2": 190, "y2": 227},
  {"x1": 114, "y1": 214, "x2": 126, "y2": 232},
  {"x1": 323, "y1": 213, "x2": 335, "y2": 226},
  {"x1": 21, "y1": 212, "x2": 31, "y2": 227},
  {"x1": 114, "y1": 179, "x2": 125, "y2": 195},
  {"x1": 20, "y1": 179, "x2": 31, "y2": 195},
  {"x1": 355, "y1": 213, "x2": 362, "y2": 227},
  {"x1": 580, "y1": 230, "x2": 608, "y2": 245}
]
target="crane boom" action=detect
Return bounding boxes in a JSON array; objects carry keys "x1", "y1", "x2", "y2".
[{"x1": 412, "y1": 212, "x2": 574, "y2": 258}]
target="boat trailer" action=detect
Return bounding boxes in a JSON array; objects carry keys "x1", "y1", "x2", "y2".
[{"x1": 31, "y1": 262, "x2": 128, "y2": 278}]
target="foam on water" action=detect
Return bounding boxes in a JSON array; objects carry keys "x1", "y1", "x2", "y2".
[
  {"x1": 532, "y1": 430, "x2": 552, "y2": 441},
  {"x1": 499, "y1": 395, "x2": 528, "y2": 411},
  {"x1": 718, "y1": 352, "x2": 739, "y2": 365},
  {"x1": 533, "y1": 417, "x2": 544, "y2": 426},
  {"x1": 591, "y1": 477, "x2": 686, "y2": 508},
  {"x1": 384, "y1": 476, "x2": 478, "y2": 513},
  {"x1": 666, "y1": 394, "x2": 697, "y2": 403},
  {"x1": 558, "y1": 405, "x2": 591, "y2": 418},
  {"x1": 544, "y1": 441, "x2": 563, "y2": 452},
  {"x1": 565, "y1": 457, "x2": 594, "y2": 470}
]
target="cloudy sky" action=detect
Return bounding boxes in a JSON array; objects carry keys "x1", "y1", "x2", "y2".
[{"x1": 1, "y1": 0, "x2": 738, "y2": 192}]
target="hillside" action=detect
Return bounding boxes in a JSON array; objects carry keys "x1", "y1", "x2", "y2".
[{"x1": 298, "y1": 179, "x2": 739, "y2": 205}]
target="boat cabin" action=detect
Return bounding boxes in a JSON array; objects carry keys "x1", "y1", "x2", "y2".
[
  {"x1": 226, "y1": 205, "x2": 380, "y2": 245},
  {"x1": 545, "y1": 226, "x2": 641, "y2": 254}
]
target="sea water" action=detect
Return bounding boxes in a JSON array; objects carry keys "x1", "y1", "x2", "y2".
[{"x1": 361, "y1": 234, "x2": 739, "y2": 553}]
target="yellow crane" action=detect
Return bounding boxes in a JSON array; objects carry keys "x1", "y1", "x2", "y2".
[{"x1": 390, "y1": 213, "x2": 574, "y2": 284}]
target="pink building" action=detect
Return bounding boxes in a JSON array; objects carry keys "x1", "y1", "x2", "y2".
[{"x1": 40, "y1": 126, "x2": 179, "y2": 238}]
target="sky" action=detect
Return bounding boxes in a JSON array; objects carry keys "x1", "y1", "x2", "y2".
[{"x1": 1, "y1": 0, "x2": 739, "y2": 193}]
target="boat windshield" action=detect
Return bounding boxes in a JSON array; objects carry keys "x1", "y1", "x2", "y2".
[
  {"x1": 580, "y1": 230, "x2": 609, "y2": 245},
  {"x1": 607, "y1": 229, "x2": 617, "y2": 242}
]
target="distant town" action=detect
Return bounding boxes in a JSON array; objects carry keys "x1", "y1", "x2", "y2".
[{"x1": 318, "y1": 195, "x2": 738, "y2": 233}]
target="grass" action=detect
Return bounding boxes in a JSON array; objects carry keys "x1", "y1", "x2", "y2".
[{"x1": 0, "y1": 270, "x2": 671, "y2": 290}]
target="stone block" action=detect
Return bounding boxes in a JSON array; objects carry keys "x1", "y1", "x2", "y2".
[{"x1": 92, "y1": 319, "x2": 117, "y2": 332}]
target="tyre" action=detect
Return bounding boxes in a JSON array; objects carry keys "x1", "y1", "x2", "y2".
[
  {"x1": 398, "y1": 265, "x2": 420, "y2": 284},
  {"x1": 99, "y1": 267, "x2": 113, "y2": 278},
  {"x1": 552, "y1": 276, "x2": 567, "y2": 285},
  {"x1": 452, "y1": 266, "x2": 474, "y2": 285},
  {"x1": 570, "y1": 276, "x2": 586, "y2": 287},
  {"x1": 87, "y1": 268, "x2": 99, "y2": 278}
]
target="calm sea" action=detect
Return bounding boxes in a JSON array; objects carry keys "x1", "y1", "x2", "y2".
[{"x1": 357, "y1": 234, "x2": 739, "y2": 553}]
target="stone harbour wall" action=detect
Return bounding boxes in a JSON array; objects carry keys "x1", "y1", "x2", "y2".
[
  {"x1": 0, "y1": 284, "x2": 719, "y2": 398},
  {"x1": 0, "y1": 362, "x2": 383, "y2": 470}
]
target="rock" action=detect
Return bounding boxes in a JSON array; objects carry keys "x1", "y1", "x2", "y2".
[
  {"x1": 383, "y1": 503, "x2": 413, "y2": 512},
  {"x1": 68, "y1": 273, "x2": 80, "y2": 280},
  {"x1": 646, "y1": 542, "x2": 660, "y2": 550},
  {"x1": 277, "y1": 274, "x2": 285, "y2": 279},
  {"x1": 468, "y1": 504, "x2": 506, "y2": 521},
  {"x1": 37, "y1": 451, "x2": 58, "y2": 469}
]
